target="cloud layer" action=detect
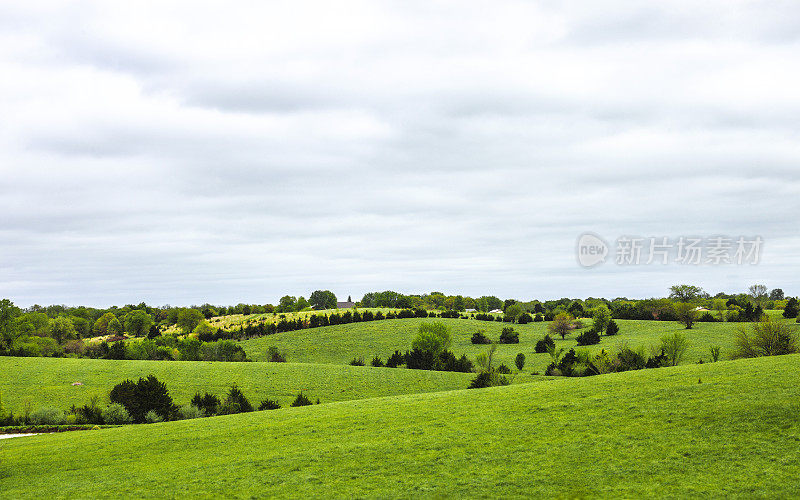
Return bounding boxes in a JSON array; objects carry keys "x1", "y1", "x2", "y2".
[{"x1": 2, "y1": 1, "x2": 799, "y2": 306}]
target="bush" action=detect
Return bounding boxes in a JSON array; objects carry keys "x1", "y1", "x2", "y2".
[
  {"x1": 471, "y1": 330, "x2": 490, "y2": 344},
  {"x1": 191, "y1": 392, "x2": 220, "y2": 416},
  {"x1": 498, "y1": 327, "x2": 519, "y2": 344},
  {"x1": 385, "y1": 350, "x2": 405, "y2": 368},
  {"x1": 733, "y1": 318, "x2": 799, "y2": 358},
  {"x1": 468, "y1": 371, "x2": 509, "y2": 389},
  {"x1": 697, "y1": 312, "x2": 718, "y2": 322},
  {"x1": 110, "y1": 375, "x2": 176, "y2": 423},
  {"x1": 258, "y1": 399, "x2": 281, "y2": 411},
  {"x1": 605, "y1": 320, "x2": 619, "y2": 336},
  {"x1": 219, "y1": 384, "x2": 253, "y2": 414},
  {"x1": 616, "y1": 345, "x2": 646, "y2": 371},
  {"x1": 517, "y1": 313, "x2": 532, "y2": 324},
  {"x1": 145, "y1": 410, "x2": 163, "y2": 423},
  {"x1": 514, "y1": 353, "x2": 525, "y2": 371},
  {"x1": 412, "y1": 322, "x2": 451, "y2": 355},
  {"x1": 102, "y1": 403, "x2": 132, "y2": 424},
  {"x1": 178, "y1": 404, "x2": 204, "y2": 420},
  {"x1": 267, "y1": 345, "x2": 286, "y2": 362},
  {"x1": 535, "y1": 335, "x2": 555, "y2": 353},
  {"x1": 783, "y1": 298, "x2": 799, "y2": 318},
  {"x1": 575, "y1": 329, "x2": 601, "y2": 346},
  {"x1": 29, "y1": 407, "x2": 65, "y2": 425},
  {"x1": 660, "y1": 332, "x2": 689, "y2": 366},
  {"x1": 533, "y1": 314, "x2": 544, "y2": 322},
  {"x1": 709, "y1": 345, "x2": 721, "y2": 362},
  {"x1": 349, "y1": 357, "x2": 365, "y2": 366},
  {"x1": 496, "y1": 363, "x2": 511, "y2": 374},
  {"x1": 290, "y1": 392, "x2": 313, "y2": 407},
  {"x1": 370, "y1": 356, "x2": 384, "y2": 367}
]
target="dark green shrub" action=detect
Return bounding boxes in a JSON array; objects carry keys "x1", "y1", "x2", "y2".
[
  {"x1": 496, "y1": 363, "x2": 511, "y2": 374},
  {"x1": 575, "y1": 329, "x2": 600, "y2": 346},
  {"x1": 258, "y1": 399, "x2": 281, "y2": 410},
  {"x1": 697, "y1": 312, "x2": 718, "y2": 322},
  {"x1": 191, "y1": 392, "x2": 220, "y2": 416},
  {"x1": 110, "y1": 375, "x2": 175, "y2": 423},
  {"x1": 499, "y1": 327, "x2": 519, "y2": 344},
  {"x1": 385, "y1": 350, "x2": 405, "y2": 368},
  {"x1": 349, "y1": 357, "x2": 365, "y2": 366},
  {"x1": 514, "y1": 353, "x2": 525, "y2": 371},
  {"x1": 645, "y1": 349, "x2": 668, "y2": 368},
  {"x1": 290, "y1": 392, "x2": 313, "y2": 407},
  {"x1": 605, "y1": 320, "x2": 619, "y2": 335},
  {"x1": 616, "y1": 346, "x2": 646, "y2": 371},
  {"x1": 267, "y1": 345, "x2": 286, "y2": 362},
  {"x1": 535, "y1": 335, "x2": 555, "y2": 353},
  {"x1": 370, "y1": 356, "x2": 384, "y2": 367},
  {"x1": 471, "y1": 330, "x2": 490, "y2": 344},
  {"x1": 533, "y1": 314, "x2": 544, "y2": 322},
  {"x1": 783, "y1": 297, "x2": 799, "y2": 318},
  {"x1": 517, "y1": 313, "x2": 532, "y2": 324},
  {"x1": 219, "y1": 384, "x2": 253, "y2": 415}
]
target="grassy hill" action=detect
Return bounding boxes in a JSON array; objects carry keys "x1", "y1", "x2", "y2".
[
  {"x1": 0, "y1": 357, "x2": 474, "y2": 413},
  {"x1": 2, "y1": 354, "x2": 799, "y2": 498},
  {"x1": 239, "y1": 316, "x2": 798, "y2": 373}
]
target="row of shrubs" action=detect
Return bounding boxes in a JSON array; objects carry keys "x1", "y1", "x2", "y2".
[
  {"x1": 0, "y1": 375, "x2": 317, "y2": 427},
  {"x1": 471, "y1": 327, "x2": 519, "y2": 344},
  {"x1": 351, "y1": 348, "x2": 474, "y2": 372},
  {"x1": 9, "y1": 336, "x2": 249, "y2": 362}
]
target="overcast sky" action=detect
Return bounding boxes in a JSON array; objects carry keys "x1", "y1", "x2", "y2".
[{"x1": 1, "y1": 1, "x2": 799, "y2": 307}]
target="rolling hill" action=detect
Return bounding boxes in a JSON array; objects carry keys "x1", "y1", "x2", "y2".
[{"x1": 2, "y1": 354, "x2": 798, "y2": 498}]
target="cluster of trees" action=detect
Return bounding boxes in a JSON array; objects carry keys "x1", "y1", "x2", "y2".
[
  {"x1": 0, "y1": 376, "x2": 318, "y2": 427},
  {"x1": 362, "y1": 322, "x2": 474, "y2": 373}
]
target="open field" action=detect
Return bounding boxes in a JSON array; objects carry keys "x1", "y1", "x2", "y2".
[
  {"x1": 239, "y1": 314, "x2": 800, "y2": 373},
  {"x1": 2, "y1": 354, "x2": 799, "y2": 498},
  {"x1": 0, "y1": 357, "x2": 474, "y2": 414}
]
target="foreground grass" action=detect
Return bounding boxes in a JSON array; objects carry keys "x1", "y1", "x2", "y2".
[
  {"x1": 2, "y1": 354, "x2": 799, "y2": 498},
  {"x1": 239, "y1": 316, "x2": 799, "y2": 373},
  {"x1": 0, "y1": 357, "x2": 473, "y2": 413}
]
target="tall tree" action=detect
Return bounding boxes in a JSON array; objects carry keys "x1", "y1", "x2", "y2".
[
  {"x1": 124, "y1": 310, "x2": 154, "y2": 337},
  {"x1": 748, "y1": 284, "x2": 768, "y2": 304},
  {"x1": 669, "y1": 285, "x2": 705, "y2": 301},
  {"x1": 309, "y1": 290, "x2": 337, "y2": 310},
  {"x1": 0, "y1": 299, "x2": 21, "y2": 350}
]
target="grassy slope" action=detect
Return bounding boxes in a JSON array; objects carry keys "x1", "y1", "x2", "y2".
[
  {"x1": 2, "y1": 354, "x2": 799, "y2": 498},
  {"x1": 0, "y1": 357, "x2": 473, "y2": 413},
  {"x1": 239, "y1": 315, "x2": 799, "y2": 373}
]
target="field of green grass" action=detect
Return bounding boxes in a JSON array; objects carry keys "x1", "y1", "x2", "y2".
[
  {"x1": 239, "y1": 314, "x2": 800, "y2": 373},
  {"x1": 0, "y1": 357, "x2": 473, "y2": 414},
  {"x1": 2, "y1": 354, "x2": 799, "y2": 498}
]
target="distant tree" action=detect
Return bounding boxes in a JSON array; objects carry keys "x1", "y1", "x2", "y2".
[
  {"x1": 347, "y1": 295, "x2": 352, "y2": 302},
  {"x1": 124, "y1": 310, "x2": 154, "y2": 337},
  {"x1": 295, "y1": 296, "x2": 310, "y2": 310},
  {"x1": 309, "y1": 290, "x2": 337, "y2": 310},
  {"x1": 669, "y1": 285, "x2": 705, "y2": 301},
  {"x1": 769, "y1": 288, "x2": 785, "y2": 301},
  {"x1": 674, "y1": 302, "x2": 698, "y2": 329},
  {"x1": 277, "y1": 296, "x2": 297, "y2": 313},
  {"x1": 515, "y1": 353, "x2": 526, "y2": 371},
  {"x1": 49, "y1": 316, "x2": 77, "y2": 343},
  {"x1": 548, "y1": 313, "x2": 575, "y2": 340},
  {"x1": 290, "y1": 392, "x2": 313, "y2": 407},
  {"x1": 412, "y1": 322, "x2": 451, "y2": 355},
  {"x1": 176, "y1": 309, "x2": 204, "y2": 334},
  {"x1": 567, "y1": 301, "x2": 585, "y2": 318},
  {"x1": 191, "y1": 392, "x2": 220, "y2": 415},
  {"x1": 783, "y1": 298, "x2": 799, "y2": 319},
  {"x1": 107, "y1": 317, "x2": 124, "y2": 336},
  {"x1": 93, "y1": 312, "x2": 118, "y2": 336},
  {"x1": 504, "y1": 303, "x2": 523, "y2": 322},
  {"x1": 193, "y1": 320, "x2": 215, "y2": 338},
  {"x1": 605, "y1": 320, "x2": 619, "y2": 335},
  {"x1": 589, "y1": 305, "x2": 612, "y2": 333},
  {"x1": 748, "y1": 284, "x2": 768, "y2": 305},
  {"x1": 0, "y1": 299, "x2": 21, "y2": 350}
]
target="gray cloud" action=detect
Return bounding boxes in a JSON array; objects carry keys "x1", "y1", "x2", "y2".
[{"x1": 1, "y1": 1, "x2": 800, "y2": 307}]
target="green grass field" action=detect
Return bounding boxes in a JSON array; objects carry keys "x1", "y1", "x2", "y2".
[
  {"x1": 2, "y1": 354, "x2": 799, "y2": 498},
  {"x1": 239, "y1": 315, "x2": 800, "y2": 373},
  {"x1": 0, "y1": 357, "x2": 473, "y2": 414}
]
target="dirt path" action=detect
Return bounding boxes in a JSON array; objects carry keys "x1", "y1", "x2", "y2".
[{"x1": 0, "y1": 433, "x2": 36, "y2": 439}]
